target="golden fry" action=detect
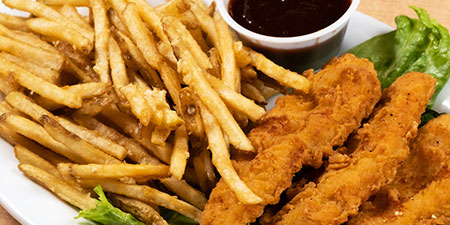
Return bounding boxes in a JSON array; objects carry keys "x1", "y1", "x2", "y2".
[
  {"x1": 56, "y1": 117, "x2": 128, "y2": 160},
  {"x1": 0, "y1": 52, "x2": 59, "y2": 84},
  {"x1": 27, "y1": 18, "x2": 93, "y2": 54},
  {"x1": 163, "y1": 17, "x2": 254, "y2": 151},
  {"x1": 170, "y1": 125, "x2": 189, "y2": 180},
  {"x1": 58, "y1": 163, "x2": 170, "y2": 179},
  {"x1": 121, "y1": 2, "x2": 162, "y2": 69},
  {"x1": 109, "y1": 37, "x2": 129, "y2": 100},
  {"x1": 241, "y1": 82, "x2": 267, "y2": 105},
  {"x1": 214, "y1": 11, "x2": 240, "y2": 92},
  {"x1": 40, "y1": 115, "x2": 121, "y2": 164},
  {"x1": 127, "y1": 0, "x2": 177, "y2": 64},
  {"x1": 90, "y1": 0, "x2": 111, "y2": 83},
  {"x1": 109, "y1": 194, "x2": 169, "y2": 225},
  {"x1": 0, "y1": 35, "x2": 64, "y2": 71},
  {"x1": 198, "y1": 101, "x2": 263, "y2": 204},
  {"x1": 242, "y1": 46, "x2": 311, "y2": 92},
  {"x1": 15, "y1": 145, "x2": 62, "y2": 179},
  {"x1": 159, "y1": 177, "x2": 207, "y2": 210},
  {"x1": 0, "y1": 58, "x2": 82, "y2": 108},
  {"x1": 40, "y1": 0, "x2": 89, "y2": 6},
  {"x1": 73, "y1": 114, "x2": 161, "y2": 165},
  {"x1": 0, "y1": 12, "x2": 28, "y2": 31},
  {"x1": 19, "y1": 164, "x2": 96, "y2": 210}
]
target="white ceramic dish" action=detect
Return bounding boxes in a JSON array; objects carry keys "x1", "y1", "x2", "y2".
[{"x1": 0, "y1": 9, "x2": 394, "y2": 225}]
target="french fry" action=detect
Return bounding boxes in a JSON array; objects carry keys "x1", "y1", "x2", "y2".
[
  {"x1": 101, "y1": 105, "x2": 173, "y2": 163},
  {"x1": 0, "y1": 12, "x2": 29, "y2": 31},
  {"x1": 112, "y1": 28, "x2": 164, "y2": 89},
  {"x1": 126, "y1": 0, "x2": 177, "y2": 64},
  {"x1": 184, "y1": 0, "x2": 218, "y2": 47},
  {"x1": 19, "y1": 164, "x2": 96, "y2": 210},
  {"x1": 241, "y1": 82, "x2": 267, "y2": 105},
  {"x1": 73, "y1": 114, "x2": 162, "y2": 165},
  {"x1": 39, "y1": 0, "x2": 90, "y2": 6},
  {"x1": 163, "y1": 18, "x2": 254, "y2": 151},
  {"x1": 192, "y1": 151, "x2": 214, "y2": 193},
  {"x1": 158, "y1": 62, "x2": 182, "y2": 112},
  {"x1": 65, "y1": 82, "x2": 110, "y2": 99},
  {"x1": 254, "y1": 79, "x2": 279, "y2": 99},
  {"x1": 0, "y1": 114, "x2": 90, "y2": 164},
  {"x1": 109, "y1": 37, "x2": 129, "y2": 100},
  {"x1": 198, "y1": 101, "x2": 263, "y2": 204},
  {"x1": 0, "y1": 58, "x2": 82, "y2": 108},
  {"x1": 64, "y1": 58, "x2": 98, "y2": 83},
  {"x1": 57, "y1": 5, "x2": 92, "y2": 33},
  {"x1": 178, "y1": 87, "x2": 205, "y2": 142},
  {"x1": 155, "y1": 0, "x2": 188, "y2": 16},
  {"x1": 189, "y1": 27, "x2": 209, "y2": 52},
  {"x1": 3, "y1": 0, "x2": 94, "y2": 42},
  {"x1": 27, "y1": 18, "x2": 93, "y2": 54},
  {"x1": 121, "y1": 2, "x2": 163, "y2": 70},
  {"x1": 15, "y1": 145, "x2": 62, "y2": 179},
  {"x1": 0, "y1": 74, "x2": 20, "y2": 95},
  {"x1": 91, "y1": 0, "x2": 111, "y2": 83},
  {"x1": 15, "y1": 137, "x2": 72, "y2": 166},
  {"x1": 233, "y1": 41, "x2": 252, "y2": 68},
  {"x1": 240, "y1": 46, "x2": 311, "y2": 92},
  {"x1": 207, "y1": 75, "x2": 266, "y2": 122},
  {"x1": 109, "y1": 194, "x2": 169, "y2": 225},
  {"x1": 0, "y1": 35, "x2": 64, "y2": 71},
  {"x1": 56, "y1": 117, "x2": 128, "y2": 160},
  {"x1": 0, "y1": 52, "x2": 59, "y2": 84},
  {"x1": 79, "y1": 179, "x2": 202, "y2": 222},
  {"x1": 214, "y1": 11, "x2": 240, "y2": 92},
  {"x1": 164, "y1": 16, "x2": 212, "y2": 71},
  {"x1": 151, "y1": 127, "x2": 172, "y2": 145},
  {"x1": 108, "y1": 9, "x2": 131, "y2": 38},
  {"x1": 159, "y1": 177, "x2": 207, "y2": 210},
  {"x1": 75, "y1": 95, "x2": 115, "y2": 116},
  {"x1": 170, "y1": 125, "x2": 189, "y2": 180},
  {"x1": 40, "y1": 115, "x2": 121, "y2": 164},
  {"x1": 0, "y1": 23, "x2": 60, "y2": 56},
  {"x1": 58, "y1": 163, "x2": 170, "y2": 179},
  {"x1": 241, "y1": 65, "x2": 258, "y2": 81},
  {"x1": 208, "y1": 47, "x2": 221, "y2": 78},
  {"x1": 120, "y1": 83, "x2": 152, "y2": 126}
]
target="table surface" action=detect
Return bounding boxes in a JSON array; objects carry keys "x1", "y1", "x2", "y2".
[{"x1": 1, "y1": 0, "x2": 450, "y2": 224}]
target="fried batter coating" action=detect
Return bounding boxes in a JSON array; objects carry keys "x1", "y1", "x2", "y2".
[
  {"x1": 200, "y1": 54, "x2": 381, "y2": 225},
  {"x1": 348, "y1": 114, "x2": 450, "y2": 224},
  {"x1": 272, "y1": 72, "x2": 436, "y2": 225}
]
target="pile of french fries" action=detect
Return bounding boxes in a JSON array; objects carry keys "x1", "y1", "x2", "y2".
[{"x1": 0, "y1": 0, "x2": 310, "y2": 223}]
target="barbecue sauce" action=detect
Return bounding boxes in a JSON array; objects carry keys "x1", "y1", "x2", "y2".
[{"x1": 229, "y1": 0, "x2": 351, "y2": 37}]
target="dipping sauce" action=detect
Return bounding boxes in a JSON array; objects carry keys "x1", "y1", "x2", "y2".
[{"x1": 229, "y1": 0, "x2": 351, "y2": 37}]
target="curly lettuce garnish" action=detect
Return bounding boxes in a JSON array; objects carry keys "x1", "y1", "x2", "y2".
[{"x1": 76, "y1": 185, "x2": 145, "y2": 225}]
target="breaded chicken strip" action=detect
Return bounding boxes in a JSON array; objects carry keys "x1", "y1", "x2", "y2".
[
  {"x1": 348, "y1": 114, "x2": 450, "y2": 224},
  {"x1": 384, "y1": 173, "x2": 450, "y2": 225},
  {"x1": 272, "y1": 72, "x2": 436, "y2": 225},
  {"x1": 200, "y1": 54, "x2": 381, "y2": 225}
]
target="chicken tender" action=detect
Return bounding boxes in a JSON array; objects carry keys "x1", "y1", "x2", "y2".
[
  {"x1": 200, "y1": 54, "x2": 381, "y2": 225},
  {"x1": 272, "y1": 72, "x2": 436, "y2": 225},
  {"x1": 348, "y1": 114, "x2": 450, "y2": 224}
]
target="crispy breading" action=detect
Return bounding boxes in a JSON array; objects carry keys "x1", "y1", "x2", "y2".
[
  {"x1": 348, "y1": 114, "x2": 450, "y2": 224},
  {"x1": 200, "y1": 54, "x2": 381, "y2": 225},
  {"x1": 272, "y1": 72, "x2": 436, "y2": 225}
]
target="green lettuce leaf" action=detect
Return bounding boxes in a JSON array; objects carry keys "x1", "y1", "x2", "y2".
[
  {"x1": 76, "y1": 185, "x2": 145, "y2": 225},
  {"x1": 159, "y1": 207, "x2": 198, "y2": 225},
  {"x1": 348, "y1": 6, "x2": 450, "y2": 107}
]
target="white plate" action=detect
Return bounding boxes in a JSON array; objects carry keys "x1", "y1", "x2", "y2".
[{"x1": 0, "y1": 3, "x2": 395, "y2": 225}]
